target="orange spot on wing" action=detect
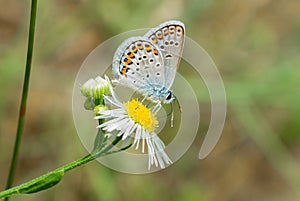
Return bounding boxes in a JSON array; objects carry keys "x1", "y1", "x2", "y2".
[
  {"x1": 145, "y1": 47, "x2": 152, "y2": 52},
  {"x1": 121, "y1": 66, "x2": 128, "y2": 75},
  {"x1": 153, "y1": 49, "x2": 159, "y2": 55},
  {"x1": 125, "y1": 58, "x2": 132, "y2": 65},
  {"x1": 137, "y1": 44, "x2": 144, "y2": 50},
  {"x1": 128, "y1": 52, "x2": 135, "y2": 58}
]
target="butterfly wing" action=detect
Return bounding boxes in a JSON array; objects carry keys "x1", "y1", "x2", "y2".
[
  {"x1": 112, "y1": 36, "x2": 166, "y2": 97},
  {"x1": 144, "y1": 20, "x2": 185, "y2": 89}
]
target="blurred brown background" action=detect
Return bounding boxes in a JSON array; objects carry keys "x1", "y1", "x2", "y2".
[{"x1": 1, "y1": 0, "x2": 300, "y2": 200}]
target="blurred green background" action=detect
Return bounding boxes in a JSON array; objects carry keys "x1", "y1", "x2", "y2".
[{"x1": 1, "y1": 0, "x2": 300, "y2": 200}]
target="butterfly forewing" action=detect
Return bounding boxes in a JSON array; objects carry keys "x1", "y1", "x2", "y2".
[
  {"x1": 112, "y1": 37, "x2": 165, "y2": 94},
  {"x1": 145, "y1": 20, "x2": 185, "y2": 89}
]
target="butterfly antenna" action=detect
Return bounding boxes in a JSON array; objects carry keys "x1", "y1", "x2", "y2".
[{"x1": 174, "y1": 94, "x2": 182, "y2": 113}]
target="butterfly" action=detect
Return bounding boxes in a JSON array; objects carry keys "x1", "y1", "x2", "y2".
[{"x1": 112, "y1": 20, "x2": 185, "y2": 123}]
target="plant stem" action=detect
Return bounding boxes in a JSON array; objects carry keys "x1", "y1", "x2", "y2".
[{"x1": 5, "y1": 0, "x2": 38, "y2": 198}]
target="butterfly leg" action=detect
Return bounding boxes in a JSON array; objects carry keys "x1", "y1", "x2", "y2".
[
  {"x1": 152, "y1": 102, "x2": 161, "y2": 114},
  {"x1": 170, "y1": 95, "x2": 182, "y2": 127},
  {"x1": 140, "y1": 96, "x2": 147, "y2": 103},
  {"x1": 174, "y1": 94, "x2": 182, "y2": 113},
  {"x1": 171, "y1": 101, "x2": 174, "y2": 127},
  {"x1": 135, "y1": 95, "x2": 148, "y2": 110}
]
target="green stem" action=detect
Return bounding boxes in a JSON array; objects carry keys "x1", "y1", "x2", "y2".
[
  {"x1": 5, "y1": 0, "x2": 38, "y2": 198},
  {"x1": 93, "y1": 136, "x2": 122, "y2": 158},
  {"x1": 0, "y1": 136, "x2": 123, "y2": 199}
]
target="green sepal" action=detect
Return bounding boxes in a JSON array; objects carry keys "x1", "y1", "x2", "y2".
[
  {"x1": 84, "y1": 98, "x2": 95, "y2": 110},
  {"x1": 94, "y1": 105, "x2": 107, "y2": 115},
  {"x1": 92, "y1": 128, "x2": 105, "y2": 152}
]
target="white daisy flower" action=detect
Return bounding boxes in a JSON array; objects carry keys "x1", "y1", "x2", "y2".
[{"x1": 94, "y1": 85, "x2": 172, "y2": 170}]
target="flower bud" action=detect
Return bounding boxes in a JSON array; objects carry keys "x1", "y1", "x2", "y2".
[{"x1": 81, "y1": 76, "x2": 110, "y2": 108}]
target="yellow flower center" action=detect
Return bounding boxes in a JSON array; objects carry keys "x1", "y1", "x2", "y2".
[{"x1": 125, "y1": 99, "x2": 158, "y2": 133}]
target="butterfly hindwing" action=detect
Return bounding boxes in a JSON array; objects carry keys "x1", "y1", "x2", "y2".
[{"x1": 145, "y1": 20, "x2": 185, "y2": 89}]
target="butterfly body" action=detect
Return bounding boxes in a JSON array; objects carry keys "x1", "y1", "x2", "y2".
[
  {"x1": 141, "y1": 85, "x2": 174, "y2": 104},
  {"x1": 112, "y1": 20, "x2": 185, "y2": 105}
]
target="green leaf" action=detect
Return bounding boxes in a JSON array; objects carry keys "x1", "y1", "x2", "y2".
[{"x1": 18, "y1": 169, "x2": 64, "y2": 194}]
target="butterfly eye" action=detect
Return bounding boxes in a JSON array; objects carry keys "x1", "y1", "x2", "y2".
[{"x1": 166, "y1": 92, "x2": 173, "y2": 100}]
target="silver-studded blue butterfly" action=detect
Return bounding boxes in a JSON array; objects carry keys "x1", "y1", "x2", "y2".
[{"x1": 112, "y1": 20, "x2": 185, "y2": 110}]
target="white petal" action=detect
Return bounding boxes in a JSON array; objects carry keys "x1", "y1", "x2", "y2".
[
  {"x1": 122, "y1": 119, "x2": 135, "y2": 140},
  {"x1": 95, "y1": 108, "x2": 126, "y2": 119},
  {"x1": 151, "y1": 135, "x2": 172, "y2": 168},
  {"x1": 99, "y1": 115, "x2": 126, "y2": 128},
  {"x1": 117, "y1": 119, "x2": 134, "y2": 139},
  {"x1": 108, "y1": 84, "x2": 122, "y2": 104},
  {"x1": 104, "y1": 95, "x2": 122, "y2": 108},
  {"x1": 100, "y1": 108, "x2": 125, "y2": 117},
  {"x1": 141, "y1": 128, "x2": 146, "y2": 153},
  {"x1": 134, "y1": 125, "x2": 142, "y2": 150},
  {"x1": 146, "y1": 137, "x2": 158, "y2": 168},
  {"x1": 105, "y1": 117, "x2": 131, "y2": 132}
]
